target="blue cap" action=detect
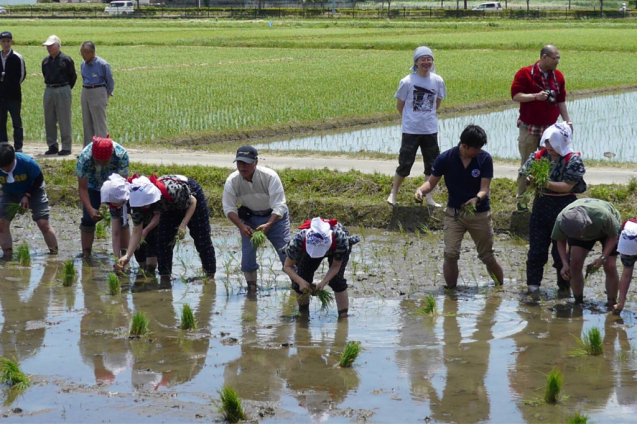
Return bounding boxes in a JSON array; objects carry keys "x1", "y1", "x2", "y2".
[{"x1": 0, "y1": 32, "x2": 12, "y2": 40}]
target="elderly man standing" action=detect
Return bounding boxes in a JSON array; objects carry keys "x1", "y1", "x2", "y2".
[
  {"x1": 76, "y1": 136, "x2": 129, "y2": 258},
  {"x1": 0, "y1": 32, "x2": 26, "y2": 153},
  {"x1": 42, "y1": 35, "x2": 76, "y2": 156},
  {"x1": 80, "y1": 41, "x2": 114, "y2": 148},
  {"x1": 511, "y1": 44, "x2": 571, "y2": 211},
  {"x1": 222, "y1": 145, "x2": 290, "y2": 293}
]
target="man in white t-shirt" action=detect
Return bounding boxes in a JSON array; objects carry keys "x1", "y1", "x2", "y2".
[{"x1": 388, "y1": 46, "x2": 446, "y2": 207}]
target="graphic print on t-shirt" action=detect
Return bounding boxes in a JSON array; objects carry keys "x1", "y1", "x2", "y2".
[{"x1": 412, "y1": 85, "x2": 435, "y2": 112}]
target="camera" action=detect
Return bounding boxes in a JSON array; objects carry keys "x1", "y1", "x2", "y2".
[{"x1": 544, "y1": 89, "x2": 556, "y2": 104}]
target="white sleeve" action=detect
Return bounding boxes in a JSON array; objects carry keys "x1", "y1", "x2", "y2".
[
  {"x1": 222, "y1": 177, "x2": 238, "y2": 218},
  {"x1": 394, "y1": 78, "x2": 409, "y2": 101},
  {"x1": 267, "y1": 172, "x2": 287, "y2": 217}
]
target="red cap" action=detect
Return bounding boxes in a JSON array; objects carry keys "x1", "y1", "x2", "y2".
[{"x1": 92, "y1": 136, "x2": 114, "y2": 161}]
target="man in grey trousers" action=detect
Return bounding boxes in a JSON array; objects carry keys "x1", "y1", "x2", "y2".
[
  {"x1": 80, "y1": 41, "x2": 114, "y2": 147},
  {"x1": 41, "y1": 35, "x2": 77, "y2": 156}
]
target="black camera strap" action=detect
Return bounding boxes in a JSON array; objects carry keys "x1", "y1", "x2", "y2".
[{"x1": 531, "y1": 62, "x2": 560, "y2": 95}]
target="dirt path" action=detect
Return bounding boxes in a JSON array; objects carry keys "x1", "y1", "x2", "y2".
[{"x1": 26, "y1": 143, "x2": 637, "y2": 185}]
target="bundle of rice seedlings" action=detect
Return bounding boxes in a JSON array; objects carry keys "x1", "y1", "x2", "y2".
[
  {"x1": 584, "y1": 263, "x2": 601, "y2": 280},
  {"x1": 416, "y1": 294, "x2": 438, "y2": 316},
  {"x1": 129, "y1": 311, "x2": 149, "y2": 337},
  {"x1": 0, "y1": 358, "x2": 30, "y2": 389},
  {"x1": 62, "y1": 260, "x2": 75, "y2": 287},
  {"x1": 526, "y1": 157, "x2": 551, "y2": 197},
  {"x1": 566, "y1": 412, "x2": 589, "y2": 424},
  {"x1": 250, "y1": 230, "x2": 267, "y2": 250},
  {"x1": 5, "y1": 203, "x2": 26, "y2": 220},
  {"x1": 544, "y1": 368, "x2": 563, "y2": 404},
  {"x1": 180, "y1": 304, "x2": 197, "y2": 330},
  {"x1": 339, "y1": 341, "x2": 362, "y2": 368},
  {"x1": 16, "y1": 242, "x2": 30, "y2": 266},
  {"x1": 95, "y1": 221, "x2": 108, "y2": 239},
  {"x1": 571, "y1": 327, "x2": 603, "y2": 356},
  {"x1": 462, "y1": 203, "x2": 476, "y2": 217},
  {"x1": 107, "y1": 273, "x2": 121, "y2": 295},
  {"x1": 314, "y1": 289, "x2": 334, "y2": 311},
  {"x1": 217, "y1": 386, "x2": 247, "y2": 423}
]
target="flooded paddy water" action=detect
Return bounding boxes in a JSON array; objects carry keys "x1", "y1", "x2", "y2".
[
  {"x1": 1, "y1": 209, "x2": 637, "y2": 422},
  {"x1": 256, "y1": 91, "x2": 637, "y2": 163}
]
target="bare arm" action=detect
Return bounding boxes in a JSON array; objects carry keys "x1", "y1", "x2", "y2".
[
  {"x1": 396, "y1": 99, "x2": 405, "y2": 117},
  {"x1": 512, "y1": 91, "x2": 549, "y2": 103},
  {"x1": 462, "y1": 178, "x2": 491, "y2": 207},
  {"x1": 256, "y1": 213, "x2": 281, "y2": 235},
  {"x1": 436, "y1": 98, "x2": 442, "y2": 111},
  {"x1": 317, "y1": 259, "x2": 343, "y2": 291},
  {"x1": 414, "y1": 175, "x2": 442, "y2": 202},
  {"x1": 228, "y1": 211, "x2": 254, "y2": 239},
  {"x1": 283, "y1": 257, "x2": 311, "y2": 293},
  {"x1": 141, "y1": 212, "x2": 160, "y2": 239},
  {"x1": 78, "y1": 178, "x2": 100, "y2": 221},
  {"x1": 111, "y1": 218, "x2": 122, "y2": 258},
  {"x1": 178, "y1": 195, "x2": 197, "y2": 235},
  {"x1": 546, "y1": 181, "x2": 575, "y2": 193},
  {"x1": 117, "y1": 223, "x2": 143, "y2": 269},
  {"x1": 616, "y1": 266, "x2": 634, "y2": 312},
  {"x1": 557, "y1": 239, "x2": 570, "y2": 281},
  {"x1": 557, "y1": 102, "x2": 571, "y2": 123}
]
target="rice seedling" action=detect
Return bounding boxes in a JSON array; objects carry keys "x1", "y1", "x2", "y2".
[
  {"x1": 566, "y1": 412, "x2": 588, "y2": 424},
  {"x1": 129, "y1": 311, "x2": 149, "y2": 337},
  {"x1": 525, "y1": 157, "x2": 551, "y2": 197},
  {"x1": 107, "y1": 273, "x2": 121, "y2": 295},
  {"x1": 180, "y1": 304, "x2": 197, "y2": 330},
  {"x1": 314, "y1": 289, "x2": 334, "y2": 311},
  {"x1": 16, "y1": 242, "x2": 30, "y2": 266},
  {"x1": 0, "y1": 358, "x2": 30, "y2": 390},
  {"x1": 544, "y1": 368, "x2": 563, "y2": 404},
  {"x1": 250, "y1": 230, "x2": 267, "y2": 250},
  {"x1": 5, "y1": 203, "x2": 26, "y2": 220},
  {"x1": 570, "y1": 327, "x2": 603, "y2": 357},
  {"x1": 217, "y1": 386, "x2": 247, "y2": 423},
  {"x1": 462, "y1": 203, "x2": 476, "y2": 217},
  {"x1": 584, "y1": 263, "x2": 601, "y2": 280},
  {"x1": 416, "y1": 294, "x2": 438, "y2": 316},
  {"x1": 95, "y1": 221, "x2": 108, "y2": 239},
  {"x1": 241, "y1": 312, "x2": 255, "y2": 321},
  {"x1": 62, "y1": 260, "x2": 75, "y2": 287},
  {"x1": 339, "y1": 341, "x2": 362, "y2": 368}
]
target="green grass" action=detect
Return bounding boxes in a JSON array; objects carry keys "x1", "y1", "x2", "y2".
[
  {"x1": 217, "y1": 386, "x2": 247, "y2": 423},
  {"x1": 250, "y1": 230, "x2": 267, "y2": 250},
  {"x1": 62, "y1": 260, "x2": 75, "y2": 286},
  {"x1": 544, "y1": 368, "x2": 563, "y2": 404},
  {"x1": 0, "y1": 358, "x2": 30, "y2": 390},
  {"x1": 107, "y1": 273, "x2": 121, "y2": 295},
  {"x1": 570, "y1": 327, "x2": 603, "y2": 356},
  {"x1": 129, "y1": 311, "x2": 149, "y2": 337},
  {"x1": 180, "y1": 304, "x2": 197, "y2": 330},
  {"x1": 339, "y1": 341, "x2": 362, "y2": 368},
  {"x1": 566, "y1": 412, "x2": 589, "y2": 424},
  {"x1": 16, "y1": 242, "x2": 30, "y2": 267},
  {"x1": 416, "y1": 294, "x2": 438, "y2": 316}
]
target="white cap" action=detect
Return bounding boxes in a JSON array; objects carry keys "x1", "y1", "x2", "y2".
[
  {"x1": 42, "y1": 35, "x2": 61, "y2": 47},
  {"x1": 618, "y1": 220, "x2": 637, "y2": 256},
  {"x1": 129, "y1": 176, "x2": 161, "y2": 207},
  {"x1": 306, "y1": 217, "x2": 333, "y2": 259},
  {"x1": 100, "y1": 173, "x2": 130, "y2": 204},
  {"x1": 540, "y1": 122, "x2": 574, "y2": 157}
]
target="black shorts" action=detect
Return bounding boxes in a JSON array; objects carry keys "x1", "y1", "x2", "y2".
[
  {"x1": 396, "y1": 133, "x2": 440, "y2": 177},
  {"x1": 291, "y1": 250, "x2": 350, "y2": 294},
  {"x1": 568, "y1": 236, "x2": 619, "y2": 256}
]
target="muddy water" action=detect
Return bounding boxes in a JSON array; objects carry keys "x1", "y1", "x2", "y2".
[
  {"x1": 256, "y1": 91, "x2": 637, "y2": 162},
  {"x1": 1, "y1": 211, "x2": 637, "y2": 422}
]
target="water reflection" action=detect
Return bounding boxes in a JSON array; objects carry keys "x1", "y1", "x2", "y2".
[{"x1": 257, "y1": 91, "x2": 637, "y2": 161}]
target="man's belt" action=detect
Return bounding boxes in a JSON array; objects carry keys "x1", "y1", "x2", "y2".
[
  {"x1": 83, "y1": 84, "x2": 106, "y2": 89},
  {"x1": 252, "y1": 208, "x2": 273, "y2": 217},
  {"x1": 46, "y1": 83, "x2": 69, "y2": 88}
]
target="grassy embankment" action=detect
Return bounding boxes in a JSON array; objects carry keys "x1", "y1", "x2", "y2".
[
  {"x1": 4, "y1": 19, "x2": 637, "y2": 152},
  {"x1": 43, "y1": 160, "x2": 637, "y2": 230}
]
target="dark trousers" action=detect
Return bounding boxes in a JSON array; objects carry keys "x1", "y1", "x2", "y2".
[
  {"x1": 156, "y1": 179, "x2": 216, "y2": 277},
  {"x1": 291, "y1": 250, "x2": 350, "y2": 294},
  {"x1": 133, "y1": 227, "x2": 157, "y2": 264},
  {"x1": 526, "y1": 194, "x2": 577, "y2": 287},
  {"x1": 0, "y1": 100, "x2": 23, "y2": 151}
]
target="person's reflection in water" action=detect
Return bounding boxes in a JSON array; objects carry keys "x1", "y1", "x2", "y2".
[
  {"x1": 430, "y1": 295, "x2": 501, "y2": 422},
  {"x1": 223, "y1": 293, "x2": 291, "y2": 402},
  {"x1": 79, "y1": 266, "x2": 133, "y2": 385},
  {"x1": 280, "y1": 318, "x2": 360, "y2": 421},
  {"x1": 130, "y1": 279, "x2": 216, "y2": 390}
]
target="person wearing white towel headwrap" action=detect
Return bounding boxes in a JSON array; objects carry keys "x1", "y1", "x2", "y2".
[
  {"x1": 519, "y1": 122, "x2": 586, "y2": 295},
  {"x1": 388, "y1": 46, "x2": 446, "y2": 208},
  {"x1": 615, "y1": 219, "x2": 637, "y2": 314}
]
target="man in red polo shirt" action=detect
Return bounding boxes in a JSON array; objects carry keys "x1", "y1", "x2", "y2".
[{"x1": 511, "y1": 44, "x2": 571, "y2": 211}]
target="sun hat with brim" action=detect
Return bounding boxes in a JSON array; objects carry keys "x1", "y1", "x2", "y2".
[
  {"x1": 306, "y1": 217, "x2": 333, "y2": 258},
  {"x1": 560, "y1": 206, "x2": 592, "y2": 238},
  {"x1": 42, "y1": 35, "x2": 61, "y2": 46},
  {"x1": 540, "y1": 122, "x2": 574, "y2": 157},
  {"x1": 101, "y1": 173, "x2": 130, "y2": 204},
  {"x1": 618, "y1": 219, "x2": 637, "y2": 256},
  {"x1": 129, "y1": 176, "x2": 162, "y2": 207}
]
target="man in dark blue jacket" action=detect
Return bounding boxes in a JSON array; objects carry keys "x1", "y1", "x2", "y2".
[{"x1": 0, "y1": 32, "x2": 25, "y2": 153}]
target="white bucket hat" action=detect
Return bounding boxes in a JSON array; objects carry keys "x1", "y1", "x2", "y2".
[
  {"x1": 101, "y1": 173, "x2": 130, "y2": 204},
  {"x1": 306, "y1": 217, "x2": 333, "y2": 259},
  {"x1": 129, "y1": 176, "x2": 161, "y2": 207},
  {"x1": 540, "y1": 122, "x2": 574, "y2": 157},
  {"x1": 618, "y1": 220, "x2": 637, "y2": 256}
]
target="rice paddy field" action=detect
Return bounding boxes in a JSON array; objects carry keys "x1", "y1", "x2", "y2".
[{"x1": 1, "y1": 19, "x2": 636, "y2": 146}]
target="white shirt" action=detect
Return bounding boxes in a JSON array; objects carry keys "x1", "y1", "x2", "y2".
[
  {"x1": 1, "y1": 49, "x2": 10, "y2": 69},
  {"x1": 395, "y1": 72, "x2": 446, "y2": 135},
  {"x1": 222, "y1": 166, "x2": 287, "y2": 218}
]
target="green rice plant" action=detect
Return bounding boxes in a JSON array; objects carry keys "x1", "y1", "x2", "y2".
[
  {"x1": 314, "y1": 289, "x2": 334, "y2": 311},
  {"x1": 462, "y1": 203, "x2": 476, "y2": 217},
  {"x1": 241, "y1": 312, "x2": 255, "y2": 321},
  {"x1": 180, "y1": 304, "x2": 197, "y2": 330},
  {"x1": 416, "y1": 294, "x2": 438, "y2": 316},
  {"x1": 526, "y1": 157, "x2": 551, "y2": 197},
  {"x1": 250, "y1": 230, "x2": 267, "y2": 250},
  {"x1": 100, "y1": 207, "x2": 112, "y2": 227},
  {"x1": 566, "y1": 412, "x2": 588, "y2": 424},
  {"x1": 5, "y1": 203, "x2": 26, "y2": 220},
  {"x1": 544, "y1": 368, "x2": 563, "y2": 404},
  {"x1": 217, "y1": 386, "x2": 247, "y2": 423},
  {"x1": 107, "y1": 273, "x2": 121, "y2": 296},
  {"x1": 129, "y1": 311, "x2": 149, "y2": 337},
  {"x1": 95, "y1": 221, "x2": 108, "y2": 239},
  {"x1": 417, "y1": 224, "x2": 432, "y2": 235},
  {"x1": 339, "y1": 341, "x2": 362, "y2": 368},
  {"x1": 0, "y1": 358, "x2": 30, "y2": 390},
  {"x1": 570, "y1": 327, "x2": 603, "y2": 357},
  {"x1": 584, "y1": 263, "x2": 601, "y2": 280},
  {"x1": 16, "y1": 242, "x2": 30, "y2": 266},
  {"x1": 62, "y1": 260, "x2": 75, "y2": 287}
]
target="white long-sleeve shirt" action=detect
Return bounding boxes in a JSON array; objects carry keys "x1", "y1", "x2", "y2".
[{"x1": 222, "y1": 166, "x2": 287, "y2": 218}]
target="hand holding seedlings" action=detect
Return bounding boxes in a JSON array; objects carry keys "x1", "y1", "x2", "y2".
[
  {"x1": 560, "y1": 263, "x2": 571, "y2": 281},
  {"x1": 250, "y1": 230, "x2": 267, "y2": 249},
  {"x1": 19, "y1": 196, "x2": 29, "y2": 210},
  {"x1": 177, "y1": 225, "x2": 187, "y2": 240}
]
